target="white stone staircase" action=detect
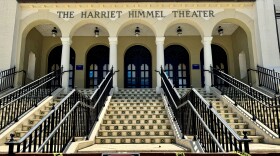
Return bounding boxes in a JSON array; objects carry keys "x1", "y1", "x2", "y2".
[
  {"x1": 95, "y1": 88, "x2": 176, "y2": 144},
  {"x1": 190, "y1": 88, "x2": 265, "y2": 143}
]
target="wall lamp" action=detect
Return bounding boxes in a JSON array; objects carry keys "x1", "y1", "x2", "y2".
[
  {"x1": 94, "y1": 27, "x2": 100, "y2": 37},
  {"x1": 135, "y1": 26, "x2": 140, "y2": 37},
  {"x1": 218, "y1": 26, "x2": 223, "y2": 36},
  {"x1": 177, "y1": 26, "x2": 182, "y2": 36},
  {"x1": 52, "y1": 27, "x2": 57, "y2": 37}
]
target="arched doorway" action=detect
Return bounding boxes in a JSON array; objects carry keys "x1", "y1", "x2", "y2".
[
  {"x1": 164, "y1": 45, "x2": 190, "y2": 88},
  {"x1": 86, "y1": 45, "x2": 109, "y2": 88},
  {"x1": 124, "y1": 45, "x2": 152, "y2": 88},
  {"x1": 48, "y1": 46, "x2": 76, "y2": 88},
  {"x1": 200, "y1": 44, "x2": 228, "y2": 87}
]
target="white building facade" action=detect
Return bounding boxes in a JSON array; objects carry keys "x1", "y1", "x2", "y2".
[{"x1": 0, "y1": 0, "x2": 280, "y2": 92}]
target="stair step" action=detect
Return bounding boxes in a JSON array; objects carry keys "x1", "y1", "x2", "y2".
[
  {"x1": 111, "y1": 99, "x2": 163, "y2": 102},
  {"x1": 109, "y1": 102, "x2": 163, "y2": 106},
  {"x1": 235, "y1": 129, "x2": 256, "y2": 136},
  {"x1": 103, "y1": 119, "x2": 170, "y2": 124},
  {"x1": 106, "y1": 110, "x2": 166, "y2": 115},
  {"x1": 108, "y1": 106, "x2": 165, "y2": 110},
  {"x1": 113, "y1": 94, "x2": 160, "y2": 97},
  {"x1": 98, "y1": 130, "x2": 174, "y2": 137},
  {"x1": 243, "y1": 136, "x2": 264, "y2": 143},
  {"x1": 219, "y1": 113, "x2": 238, "y2": 118},
  {"x1": 228, "y1": 123, "x2": 248, "y2": 129},
  {"x1": 216, "y1": 108, "x2": 232, "y2": 113},
  {"x1": 95, "y1": 136, "x2": 175, "y2": 144},
  {"x1": 104, "y1": 114, "x2": 168, "y2": 119},
  {"x1": 100, "y1": 124, "x2": 171, "y2": 130}
]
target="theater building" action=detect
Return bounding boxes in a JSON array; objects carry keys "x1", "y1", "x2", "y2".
[
  {"x1": 0, "y1": 0, "x2": 279, "y2": 91},
  {"x1": 1, "y1": 0, "x2": 280, "y2": 154}
]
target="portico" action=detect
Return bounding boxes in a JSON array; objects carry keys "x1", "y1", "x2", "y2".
[{"x1": 0, "y1": 0, "x2": 278, "y2": 93}]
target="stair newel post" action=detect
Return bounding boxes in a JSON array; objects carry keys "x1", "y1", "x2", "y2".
[
  {"x1": 242, "y1": 131, "x2": 250, "y2": 154},
  {"x1": 7, "y1": 133, "x2": 15, "y2": 155}
]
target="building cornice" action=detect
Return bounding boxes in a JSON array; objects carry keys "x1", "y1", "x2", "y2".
[
  {"x1": 17, "y1": 0, "x2": 256, "y2": 3},
  {"x1": 19, "y1": 2, "x2": 254, "y2": 9}
]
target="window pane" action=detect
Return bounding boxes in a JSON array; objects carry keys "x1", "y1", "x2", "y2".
[{"x1": 132, "y1": 71, "x2": 135, "y2": 77}]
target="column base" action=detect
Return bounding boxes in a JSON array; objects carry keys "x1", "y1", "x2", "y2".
[
  {"x1": 63, "y1": 87, "x2": 70, "y2": 94},
  {"x1": 204, "y1": 86, "x2": 211, "y2": 93},
  {"x1": 156, "y1": 86, "x2": 162, "y2": 94},
  {"x1": 113, "y1": 86, "x2": 118, "y2": 94}
]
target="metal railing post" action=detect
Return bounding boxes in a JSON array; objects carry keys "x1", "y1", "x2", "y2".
[
  {"x1": 243, "y1": 131, "x2": 250, "y2": 153},
  {"x1": 8, "y1": 134, "x2": 15, "y2": 155},
  {"x1": 273, "y1": 69, "x2": 279, "y2": 94}
]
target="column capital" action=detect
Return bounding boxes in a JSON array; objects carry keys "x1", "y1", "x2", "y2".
[
  {"x1": 156, "y1": 36, "x2": 165, "y2": 44},
  {"x1": 60, "y1": 37, "x2": 72, "y2": 45},
  {"x1": 108, "y1": 36, "x2": 118, "y2": 45},
  {"x1": 202, "y1": 36, "x2": 213, "y2": 45}
]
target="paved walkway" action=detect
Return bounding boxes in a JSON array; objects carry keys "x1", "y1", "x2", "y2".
[{"x1": 250, "y1": 143, "x2": 280, "y2": 153}]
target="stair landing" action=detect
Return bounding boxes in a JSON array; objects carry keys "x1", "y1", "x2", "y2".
[{"x1": 78, "y1": 144, "x2": 188, "y2": 153}]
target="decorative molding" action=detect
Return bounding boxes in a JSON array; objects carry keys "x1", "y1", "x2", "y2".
[{"x1": 20, "y1": 2, "x2": 254, "y2": 9}]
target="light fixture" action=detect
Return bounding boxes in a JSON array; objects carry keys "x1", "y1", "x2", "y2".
[
  {"x1": 51, "y1": 27, "x2": 57, "y2": 37},
  {"x1": 94, "y1": 27, "x2": 99, "y2": 37},
  {"x1": 218, "y1": 26, "x2": 223, "y2": 36},
  {"x1": 135, "y1": 26, "x2": 140, "y2": 37},
  {"x1": 177, "y1": 26, "x2": 182, "y2": 36}
]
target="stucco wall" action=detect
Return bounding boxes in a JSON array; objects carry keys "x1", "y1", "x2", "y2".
[
  {"x1": 24, "y1": 28, "x2": 43, "y2": 83},
  {"x1": 231, "y1": 27, "x2": 250, "y2": 81}
]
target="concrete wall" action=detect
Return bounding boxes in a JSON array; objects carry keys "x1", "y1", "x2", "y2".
[{"x1": 0, "y1": 0, "x2": 19, "y2": 70}]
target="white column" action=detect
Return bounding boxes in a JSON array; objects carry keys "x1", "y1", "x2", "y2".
[
  {"x1": 0, "y1": 0, "x2": 19, "y2": 70},
  {"x1": 255, "y1": 0, "x2": 280, "y2": 68},
  {"x1": 156, "y1": 37, "x2": 165, "y2": 94},
  {"x1": 202, "y1": 37, "x2": 213, "y2": 93},
  {"x1": 109, "y1": 37, "x2": 118, "y2": 93},
  {"x1": 61, "y1": 37, "x2": 72, "y2": 93}
]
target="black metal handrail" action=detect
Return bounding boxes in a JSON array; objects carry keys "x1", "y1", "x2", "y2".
[
  {"x1": 36, "y1": 101, "x2": 91, "y2": 153},
  {"x1": 160, "y1": 67, "x2": 251, "y2": 153},
  {"x1": 0, "y1": 67, "x2": 26, "y2": 93},
  {"x1": 186, "y1": 89, "x2": 251, "y2": 153},
  {"x1": 0, "y1": 68, "x2": 61, "y2": 107},
  {"x1": 6, "y1": 67, "x2": 114, "y2": 154},
  {"x1": 248, "y1": 65, "x2": 280, "y2": 94},
  {"x1": 211, "y1": 67, "x2": 280, "y2": 138},
  {"x1": 0, "y1": 69, "x2": 62, "y2": 132},
  {"x1": 185, "y1": 100, "x2": 225, "y2": 152}
]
